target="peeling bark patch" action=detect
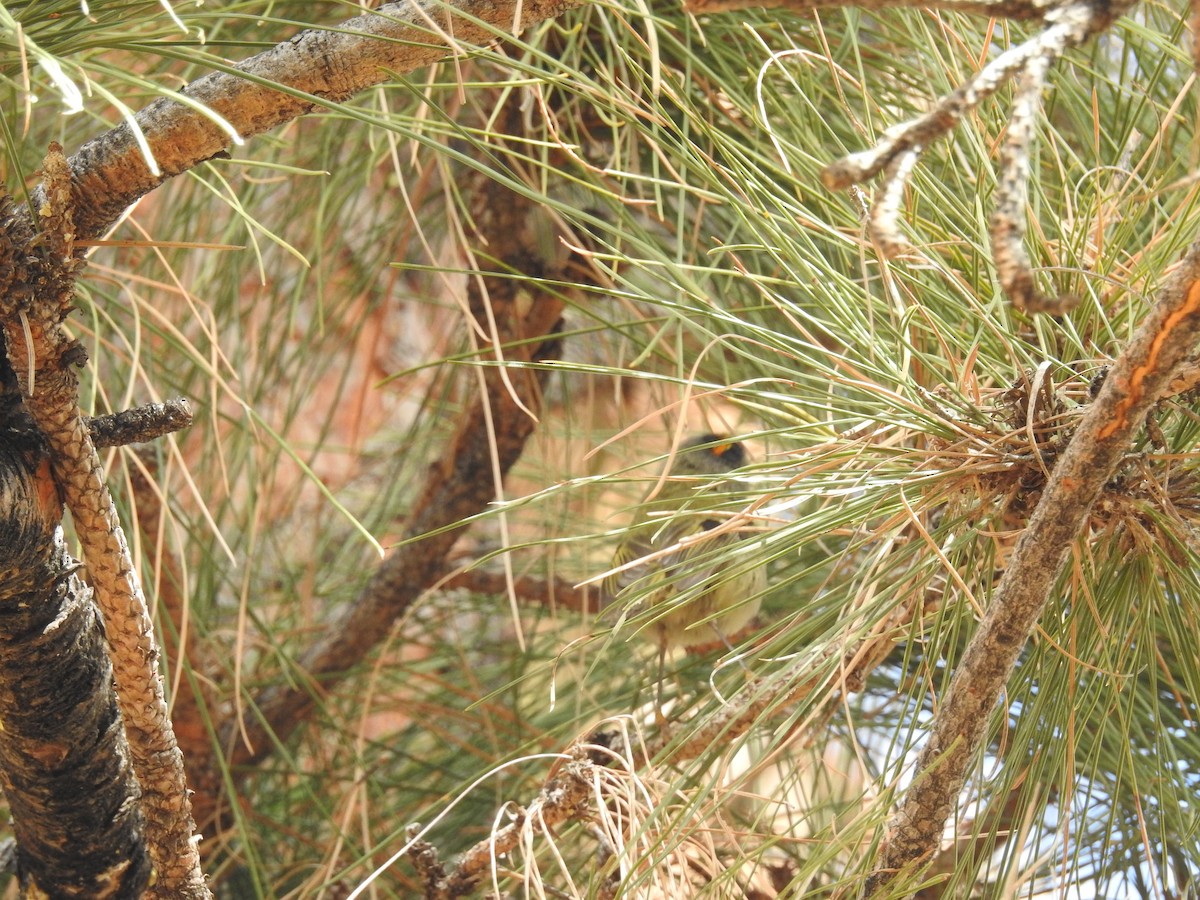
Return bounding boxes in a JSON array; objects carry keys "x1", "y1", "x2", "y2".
[
  {"x1": 1098, "y1": 276, "x2": 1200, "y2": 441},
  {"x1": 0, "y1": 520, "x2": 150, "y2": 897}
]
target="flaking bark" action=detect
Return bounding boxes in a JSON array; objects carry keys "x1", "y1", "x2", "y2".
[
  {"x1": 0, "y1": 443, "x2": 150, "y2": 898},
  {"x1": 2, "y1": 148, "x2": 209, "y2": 898}
]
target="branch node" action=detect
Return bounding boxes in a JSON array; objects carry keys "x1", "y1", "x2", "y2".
[
  {"x1": 820, "y1": 0, "x2": 1134, "y2": 311},
  {"x1": 86, "y1": 398, "x2": 194, "y2": 449}
]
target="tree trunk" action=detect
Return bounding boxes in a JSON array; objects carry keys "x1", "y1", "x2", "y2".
[{"x1": 0, "y1": 442, "x2": 150, "y2": 898}]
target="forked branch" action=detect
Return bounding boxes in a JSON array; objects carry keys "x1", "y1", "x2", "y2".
[
  {"x1": 688, "y1": 0, "x2": 1137, "y2": 311},
  {"x1": 824, "y1": 0, "x2": 1134, "y2": 311}
]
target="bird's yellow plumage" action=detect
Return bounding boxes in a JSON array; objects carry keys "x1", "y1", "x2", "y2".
[{"x1": 604, "y1": 433, "x2": 765, "y2": 651}]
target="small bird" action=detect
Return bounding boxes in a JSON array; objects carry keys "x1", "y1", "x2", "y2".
[{"x1": 603, "y1": 433, "x2": 765, "y2": 655}]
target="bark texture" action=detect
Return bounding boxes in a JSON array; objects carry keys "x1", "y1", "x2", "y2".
[
  {"x1": 24, "y1": 0, "x2": 584, "y2": 246},
  {"x1": 1, "y1": 150, "x2": 209, "y2": 897},
  {"x1": 0, "y1": 442, "x2": 150, "y2": 898}
]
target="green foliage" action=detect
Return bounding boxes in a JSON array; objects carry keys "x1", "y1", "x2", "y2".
[{"x1": 3, "y1": 0, "x2": 1199, "y2": 896}]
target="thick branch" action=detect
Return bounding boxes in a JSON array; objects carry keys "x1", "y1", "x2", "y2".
[
  {"x1": 864, "y1": 241, "x2": 1200, "y2": 895},
  {"x1": 0, "y1": 448, "x2": 151, "y2": 897},
  {"x1": 2, "y1": 148, "x2": 208, "y2": 898},
  {"x1": 27, "y1": 0, "x2": 584, "y2": 243}
]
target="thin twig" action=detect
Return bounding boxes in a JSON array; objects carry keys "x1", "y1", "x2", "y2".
[
  {"x1": 0, "y1": 398, "x2": 192, "y2": 452},
  {"x1": 868, "y1": 148, "x2": 922, "y2": 257},
  {"x1": 822, "y1": 0, "x2": 1128, "y2": 192},
  {"x1": 685, "y1": 0, "x2": 1070, "y2": 18},
  {"x1": 990, "y1": 12, "x2": 1078, "y2": 313},
  {"x1": 432, "y1": 755, "x2": 595, "y2": 897},
  {"x1": 441, "y1": 569, "x2": 595, "y2": 613},
  {"x1": 86, "y1": 398, "x2": 193, "y2": 448},
  {"x1": 990, "y1": 49, "x2": 1059, "y2": 312},
  {"x1": 822, "y1": 22, "x2": 1051, "y2": 191},
  {"x1": 816, "y1": 0, "x2": 1135, "y2": 308}
]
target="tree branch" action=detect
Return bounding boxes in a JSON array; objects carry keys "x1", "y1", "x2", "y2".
[
  {"x1": 862, "y1": 240, "x2": 1200, "y2": 896},
  {"x1": 402, "y1": 752, "x2": 593, "y2": 898},
  {"x1": 820, "y1": 0, "x2": 1124, "y2": 195},
  {"x1": 0, "y1": 446, "x2": 152, "y2": 897},
  {"x1": 226, "y1": 103, "x2": 572, "y2": 767},
  {"x1": 24, "y1": 0, "x2": 585, "y2": 244},
  {"x1": 0, "y1": 399, "x2": 193, "y2": 453},
  {"x1": 85, "y1": 398, "x2": 193, "y2": 448},
  {"x1": 802, "y1": 0, "x2": 1132, "y2": 310},
  {"x1": 5, "y1": 0, "x2": 587, "y2": 866},
  {"x1": 685, "y1": 0, "x2": 1069, "y2": 17},
  {"x1": 441, "y1": 569, "x2": 595, "y2": 613},
  {"x1": 127, "y1": 454, "x2": 226, "y2": 840}
]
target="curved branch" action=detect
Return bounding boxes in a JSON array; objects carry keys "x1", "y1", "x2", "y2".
[{"x1": 819, "y1": 1, "x2": 1120, "y2": 192}]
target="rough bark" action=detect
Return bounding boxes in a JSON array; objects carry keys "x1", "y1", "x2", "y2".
[
  {"x1": 19, "y1": 0, "x2": 585, "y2": 246},
  {"x1": 0, "y1": 442, "x2": 151, "y2": 898},
  {"x1": 1, "y1": 150, "x2": 209, "y2": 898}
]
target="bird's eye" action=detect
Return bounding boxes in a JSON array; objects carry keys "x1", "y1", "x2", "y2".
[{"x1": 701, "y1": 519, "x2": 719, "y2": 531}]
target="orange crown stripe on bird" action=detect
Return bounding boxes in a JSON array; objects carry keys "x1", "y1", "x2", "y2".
[{"x1": 695, "y1": 434, "x2": 743, "y2": 464}]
